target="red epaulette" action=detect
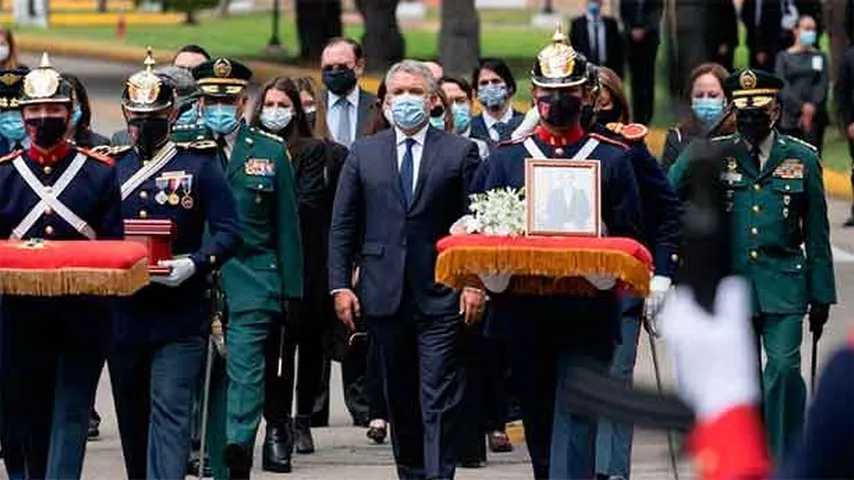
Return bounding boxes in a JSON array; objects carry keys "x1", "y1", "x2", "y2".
[
  {"x1": 590, "y1": 132, "x2": 629, "y2": 150},
  {"x1": 76, "y1": 146, "x2": 114, "y2": 166},
  {"x1": 606, "y1": 122, "x2": 649, "y2": 142},
  {"x1": 0, "y1": 149, "x2": 22, "y2": 164}
]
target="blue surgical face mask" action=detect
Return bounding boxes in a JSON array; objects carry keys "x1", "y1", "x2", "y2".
[
  {"x1": 692, "y1": 96, "x2": 725, "y2": 126},
  {"x1": 799, "y1": 30, "x2": 817, "y2": 47},
  {"x1": 70, "y1": 105, "x2": 82, "y2": 128},
  {"x1": 203, "y1": 103, "x2": 240, "y2": 134},
  {"x1": 0, "y1": 110, "x2": 26, "y2": 141},
  {"x1": 390, "y1": 94, "x2": 428, "y2": 131},
  {"x1": 260, "y1": 106, "x2": 293, "y2": 133},
  {"x1": 176, "y1": 102, "x2": 199, "y2": 126},
  {"x1": 587, "y1": 1, "x2": 601, "y2": 17},
  {"x1": 478, "y1": 83, "x2": 509, "y2": 109},
  {"x1": 429, "y1": 115, "x2": 445, "y2": 130},
  {"x1": 451, "y1": 102, "x2": 472, "y2": 134}
]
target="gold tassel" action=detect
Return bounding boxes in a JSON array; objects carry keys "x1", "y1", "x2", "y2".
[
  {"x1": 0, "y1": 259, "x2": 149, "y2": 297},
  {"x1": 435, "y1": 246, "x2": 650, "y2": 297}
]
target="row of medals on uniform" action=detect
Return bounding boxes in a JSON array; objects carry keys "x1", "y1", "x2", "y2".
[{"x1": 155, "y1": 172, "x2": 194, "y2": 209}]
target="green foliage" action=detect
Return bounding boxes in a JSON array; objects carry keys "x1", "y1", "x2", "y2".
[{"x1": 162, "y1": 0, "x2": 217, "y2": 13}]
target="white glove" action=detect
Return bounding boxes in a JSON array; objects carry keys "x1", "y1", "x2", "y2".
[
  {"x1": 643, "y1": 275, "x2": 672, "y2": 336},
  {"x1": 479, "y1": 273, "x2": 511, "y2": 293},
  {"x1": 584, "y1": 274, "x2": 616, "y2": 290},
  {"x1": 151, "y1": 257, "x2": 197, "y2": 287},
  {"x1": 511, "y1": 107, "x2": 540, "y2": 140},
  {"x1": 661, "y1": 276, "x2": 760, "y2": 421}
]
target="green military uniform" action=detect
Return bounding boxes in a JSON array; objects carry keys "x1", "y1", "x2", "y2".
[
  {"x1": 669, "y1": 69, "x2": 836, "y2": 460},
  {"x1": 192, "y1": 58, "x2": 303, "y2": 478}
]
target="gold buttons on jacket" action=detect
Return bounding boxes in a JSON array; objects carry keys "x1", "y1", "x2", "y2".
[
  {"x1": 750, "y1": 227, "x2": 759, "y2": 236},
  {"x1": 44, "y1": 207, "x2": 53, "y2": 215},
  {"x1": 140, "y1": 191, "x2": 148, "y2": 200},
  {"x1": 750, "y1": 250, "x2": 758, "y2": 260},
  {"x1": 752, "y1": 205, "x2": 760, "y2": 213},
  {"x1": 43, "y1": 166, "x2": 52, "y2": 175},
  {"x1": 45, "y1": 225, "x2": 54, "y2": 236},
  {"x1": 139, "y1": 210, "x2": 148, "y2": 219},
  {"x1": 753, "y1": 184, "x2": 761, "y2": 191}
]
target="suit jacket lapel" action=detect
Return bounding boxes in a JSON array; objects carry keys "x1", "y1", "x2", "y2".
[
  {"x1": 356, "y1": 89, "x2": 374, "y2": 138},
  {"x1": 410, "y1": 127, "x2": 439, "y2": 211}
]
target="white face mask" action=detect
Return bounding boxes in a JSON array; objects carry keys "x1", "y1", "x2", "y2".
[
  {"x1": 259, "y1": 106, "x2": 293, "y2": 132},
  {"x1": 0, "y1": 44, "x2": 10, "y2": 62}
]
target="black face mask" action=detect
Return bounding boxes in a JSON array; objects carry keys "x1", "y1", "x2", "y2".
[
  {"x1": 736, "y1": 108, "x2": 773, "y2": 145},
  {"x1": 536, "y1": 91, "x2": 583, "y2": 128},
  {"x1": 322, "y1": 68, "x2": 358, "y2": 96},
  {"x1": 596, "y1": 106, "x2": 623, "y2": 125},
  {"x1": 305, "y1": 111, "x2": 317, "y2": 130},
  {"x1": 129, "y1": 117, "x2": 171, "y2": 158},
  {"x1": 25, "y1": 117, "x2": 68, "y2": 148},
  {"x1": 580, "y1": 104, "x2": 595, "y2": 130}
]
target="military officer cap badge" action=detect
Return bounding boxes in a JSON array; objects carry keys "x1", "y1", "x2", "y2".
[
  {"x1": 725, "y1": 68, "x2": 784, "y2": 110},
  {"x1": 0, "y1": 67, "x2": 29, "y2": 109},
  {"x1": 122, "y1": 47, "x2": 175, "y2": 113},
  {"x1": 531, "y1": 24, "x2": 588, "y2": 88},
  {"x1": 19, "y1": 53, "x2": 73, "y2": 106},
  {"x1": 192, "y1": 57, "x2": 252, "y2": 98}
]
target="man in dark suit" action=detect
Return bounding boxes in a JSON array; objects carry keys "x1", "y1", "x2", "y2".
[
  {"x1": 741, "y1": 0, "x2": 784, "y2": 71},
  {"x1": 321, "y1": 37, "x2": 376, "y2": 149},
  {"x1": 328, "y1": 60, "x2": 484, "y2": 479},
  {"x1": 620, "y1": 0, "x2": 663, "y2": 124},
  {"x1": 321, "y1": 37, "x2": 378, "y2": 427},
  {"x1": 570, "y1": 0, "x2": 624, "y2": 78}
]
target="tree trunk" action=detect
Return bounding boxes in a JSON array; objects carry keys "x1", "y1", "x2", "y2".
[
  {"x1": 97, "y1": 0, "x2": 108, "y2": 12},
  {"x1": 296, "y1": 0, "x2": 342, "y2": 61},
  {"x1": 439, "y1": 0, "x2": 479, "y2": 77},
  {"x1": 217, "y1": 0, "x2": 231, "y2": 17},
  {"x1": 356, "y1": 0, "x2": 404, "y2": 72},
  {"x1": 184, "y1": 8, "x2": 196, "y2": 25}
]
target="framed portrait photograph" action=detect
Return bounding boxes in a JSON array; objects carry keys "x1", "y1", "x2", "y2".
[{"x1": 525, "y1": 159, "x2": 602, "y2": 237}]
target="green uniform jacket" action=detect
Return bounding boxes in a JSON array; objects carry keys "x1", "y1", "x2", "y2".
[
  {"x1": 220, "y1": 123, "x2": 303, "y2": 313},
  {"x1": 669, "y1": 132, "x2": 836, "y2": 314}
]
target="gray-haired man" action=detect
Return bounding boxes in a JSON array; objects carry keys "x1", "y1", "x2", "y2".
[{"x1": 328, "y1": 60, "x2": 484, "y2": 479}]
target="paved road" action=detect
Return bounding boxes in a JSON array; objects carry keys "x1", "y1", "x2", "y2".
[{"x1": 15, "y1": 53, "x2": 854, "y2": 479}]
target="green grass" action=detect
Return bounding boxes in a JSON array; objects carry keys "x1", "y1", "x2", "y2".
[{"x1": 9, "y1": 10, "x2": 852, "y2": 172}]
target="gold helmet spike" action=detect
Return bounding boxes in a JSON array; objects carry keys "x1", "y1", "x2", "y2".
[
  {"x1": 552, "y1": 22, "x2": 568, "y2": 44},
  {"x1": 531, "y1": 24, "x2": 585, "y2": 88},
  {"x1": 143, "y1": 46, "x2": 156, "y2": 72},
  {"x1": 39, "y1": 52, "x2": 51, "y2": 69}
]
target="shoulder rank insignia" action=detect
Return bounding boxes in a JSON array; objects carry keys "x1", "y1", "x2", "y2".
[
  {"x1": 77, "y1": 146, "x2": 114, "y2": 166},
  {"x1": 773, "y1": 158, "x2": 805, "y2": 179},
  {"x1": 590, "y1": 132, "x2": 629, "y2": 150},
  {"x1": 710, "y1": 133, "x2": 736, "y2": 143},
  {"x1": 0, "y1": 149, "x2": 21, "y2": 164},
  {"x1": 605, "y1": 122, "x2": 648, "y2": 141},
  {"x1": 244, "y1": 158, "x2": 275, "y2": 176},
  {"x1": 254, "y1": 128, "x2": 284, "y2": 143},
  {"x1": 783, "y1": 134, "x2": 818, "y2": 152},
  {"x1": 92, "y1": 145, "x2": 132, "y2": 157},
  {"x1": 177, "y1": 140, "x2": 218, "y2": 150}
]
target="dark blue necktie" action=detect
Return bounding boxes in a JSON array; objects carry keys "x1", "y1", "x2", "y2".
[
  {"x1": 400, "y1": 138, "x2": 415, "y2": 206},
  {"x1": 494, "y1": 121, "x2": 510, "y2": 141}
]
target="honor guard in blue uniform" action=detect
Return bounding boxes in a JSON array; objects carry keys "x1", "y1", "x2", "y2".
[
  {"x1": 584, "y1": 68, "x2": 683, "y2": 479},
  {"x1": 102, "y1": 51, "x2": 240, "y2": 480},
  {"x1": 479, "y1": 29, "x2": 643, "y2": 479},
  {"x1": 0, "y1": 53, "x2": 123, "y2": 480},
  {"x1": 191, "y1": 58, "x2": 303, "y2": 479}
]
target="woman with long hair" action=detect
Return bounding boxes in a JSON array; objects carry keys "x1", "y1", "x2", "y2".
[
  {"x1": 661, "y1": 63, "x2": 730, "y2": 172},
  {"x1": 251, "y1": 75, "x2": 329, "y2": 473}
]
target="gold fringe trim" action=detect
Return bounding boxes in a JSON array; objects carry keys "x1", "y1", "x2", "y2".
[
  {"x1": 0, "y1": 259, "x2": 150, "y2": 297},
  {"x1": 436, "y1": 246, "x2": 650, "y2": 297}
]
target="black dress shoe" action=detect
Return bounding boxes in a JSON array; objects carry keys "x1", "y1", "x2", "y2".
[
  {"x1": 844, "y1": 215, "x2": 854, "y2": 227},
  {"x1": 87, "y1": 411, "x2": 101, "y2": 440},
  {"x1": 293, "y1": 415, "x2": 315, "y2": 454},
  {"x1": 366, "y1": 425, "x2": 387, "y2": 444},
  {"x1": 187, "y1": 454, "x2": 213, "y2": 477},
  {"x1": 262, "y1": 423, "x2": 293, "y2": 473},
  {"x1": 224, "y1": 443, "x2": 252, "y2": 480}
]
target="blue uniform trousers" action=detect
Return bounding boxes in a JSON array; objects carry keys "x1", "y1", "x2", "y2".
[
  {"x1": 1, "y1": 297, "x2": 110, "y2": 480},
  {"x1": 595, "y1": 296, "x2": 643, "y2": 478},
  {"x1": 109, "y1": 335, "x2": 205, "y2": 479}
]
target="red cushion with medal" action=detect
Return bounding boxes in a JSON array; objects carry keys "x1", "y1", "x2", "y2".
[{"x1": 0, "y1": 239, "x2": 149, "y2": 296}]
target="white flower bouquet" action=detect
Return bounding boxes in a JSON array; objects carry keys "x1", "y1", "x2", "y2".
[{"x1": 451, "y1": 187, "x2": 526, "y2": 237}]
